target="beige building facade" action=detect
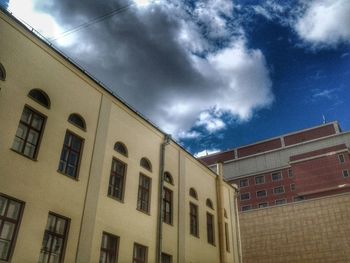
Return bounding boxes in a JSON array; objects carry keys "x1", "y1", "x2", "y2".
[{"x1": 0, "y1": 9, "x2": 241, "y2": 263}]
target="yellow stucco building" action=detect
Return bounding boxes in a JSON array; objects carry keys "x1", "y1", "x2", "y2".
[{"x1": 0, "y1": 9, "x2": 242, "y2": 263}]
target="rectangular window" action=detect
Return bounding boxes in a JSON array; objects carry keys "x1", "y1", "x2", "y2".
[
  {"x1": 288, "y1": 169, "x2": 293, "y2": 178},
  {"x1": 290, "y1": 184, "x2": 296, "y2": 191},
  {"x1": 161, "y1": 253, "x2": 172, "y2": 263},
  {"x1": 256, "y1": 190, "x2": 267, "y2": 198},
  {"x1": 239, "y1": 179, "x2": 249, "y2": 188},
  {"x1": 241, "y1": 205, "x2": 251, "y2": 211},
  {"x1": 108, "y1": 158, "x2": 127, "y2": 201},
  {"x1": 189, "y1": 203, "x2": 199, "y2": 237},
  {"x1": 206, "y1": 213, "x2": 215, "y2": 245},
  {"x1": 58, "y1": 131, "x2": 83, "y2": 178},
  {"x1": 271, "y1": 172, "x2": 282, "y2": 181},
  {"x1": 38, "y1": 213, "x2": 69, "y2": 263},
  {"x1": 12, "y1": 106, "x2": 45, "y2": 159},
  {"x1": 273, "y1": 186, "x2": 285, "y2": 195},
  {"x1": 240, "y1": 192, "x2": 250, "y2": 201},
  {"x1": 133, "y1": 243, "x2": 147, "y2": 263},
  {"x1": 258, "y1": 203, "x2": 268, "y2": 208},
  {"x1": 163, "y1": 188, "x2": 172, "y2": 225},
  {"x1": 293, "y1": 196, "x2": 304, "y2": 202},
  {"x1": 137, "y1": 174, "x2": 151, "y2": 213},
  {"x1": 275, "y1": 199, "x2": 286, "y2": 205},
  {"x1": 343, "y1": 170, "x2": 349, "y2": 178},
  {"x1": 255, "y1": 175, "x2": 265, "y2": 185},
  {"x1": 338, "y1": 154, "x2": 345, "y2": 164},
  {"x1": 224, "y1": 222, "x2": 230, "y2": 252},
  {"x1": 0, "y1": 194, "x2": 24, "y2": 262},
  {"x1": 100, "y1": 232, "x2": 119, "y2": 263}
]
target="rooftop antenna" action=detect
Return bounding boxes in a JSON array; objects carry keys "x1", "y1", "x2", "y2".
[{"x1": 322, "y1": 114, "x2": 326, "y2": 124}]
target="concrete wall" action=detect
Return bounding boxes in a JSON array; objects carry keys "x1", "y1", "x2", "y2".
[{"x1": 239, "y1": 193, "x2": 350, "y2": 263}]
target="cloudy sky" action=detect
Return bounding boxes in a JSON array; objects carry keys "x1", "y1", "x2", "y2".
[{"x1": 1, "y1": 0, "x2": 349, "y2": 156}]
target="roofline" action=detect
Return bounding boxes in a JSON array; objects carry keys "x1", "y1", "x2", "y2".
[{"x1": 0, "y1": 7, "x2": 224, "y2": 180}]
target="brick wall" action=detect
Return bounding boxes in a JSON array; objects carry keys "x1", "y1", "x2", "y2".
[{"x1": 239, "y1": 193, "x2": 350, "y2": 263}]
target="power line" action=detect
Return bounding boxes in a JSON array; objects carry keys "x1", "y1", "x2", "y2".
[{"x1": 49, "y1": 3, "x2": 134, "y2": 41}]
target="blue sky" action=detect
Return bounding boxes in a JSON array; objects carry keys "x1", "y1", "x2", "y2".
[{"x1": 1, "y1": 0, "x2": 349, "y2": 156}]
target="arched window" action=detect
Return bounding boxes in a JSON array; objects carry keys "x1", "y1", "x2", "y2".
[
  {"x1": 28, "y1": 89, "x2": 50, "y2": 108},
  {"x1": 68, "y1": 113, "x2": 86, "y2": 131},
  {"x1": 189, "y1": 188, "x2": 197, "y2": 199},
  {"x1": 114, "y1": 141, "x2": 128, "y2": 157},
  {"x1": 164, "y1": 171, "x2": 173, "y2": 185},
  {"x1": 206, "y1": 198, "x2": 214, "y2": 209},
  {"x1": 0, "y1": 63, "x2": 6, "y2": 81},
  {"x1": 140, "y1": 157, "x2": 152, "y2": 172},
  {"x1": 224, "y1": 209, "x2": 228, "y2": 219}
]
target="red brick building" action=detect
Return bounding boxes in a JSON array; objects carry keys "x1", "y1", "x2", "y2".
[{"x1": 200, "y1": 122, "x2": 350, "y2": 211}]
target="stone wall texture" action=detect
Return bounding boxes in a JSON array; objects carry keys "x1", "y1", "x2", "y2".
[{"x1": 239, "y1": 193, "x2": 350, "y2": 263}]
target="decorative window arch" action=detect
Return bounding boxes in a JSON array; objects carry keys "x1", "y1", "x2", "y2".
[
  {"x1": 140, "y1": 157, "x2": 152, "y2": 172},
  {"x1": 189, "y1": 188, "x2": 198, "y2": 199},
  {"x1": 206, "y1": 198, "x2": 214, "y2": 209},
  {"x1": 164, "y1": 171, "x2": 173, "y2": 185},
  {"x1": 0, "y1": 63, "x2": 6, "y2": 81},
  {"x1": 114, "y1": 141, "x2": 128, "y2": 157},
  {"x1": 28, "y1": 89, "x2": 50, "y2": 108},
  {"x1": 68, "y1": 113, "x2": 86, "y2": 131},
  {"x1": 224, "y1": 209, "x2": 228, "y2": 219}
]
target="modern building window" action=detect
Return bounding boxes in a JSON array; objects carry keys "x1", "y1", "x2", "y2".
[
  {"x1": 189, "y1": 203, "x2": 199, "y2": 237},
  {"x1": 133, "y1": 243, "x2": 147, "y2": 263},
  {"x1": 256, "y1": 190, "x2": 267, "y2": 198},
  {"x1": 241, "y1": 205, "x2": 251, "y2": 211},
  {"x1": 288, "y1": 169, "x2": 293, "y2": 178},
  {"x1": 161, "y1": 253, "x2": 172, "y2": 263},
  {"x1": 239, "y1": 178, "x2": 249, "y2": 187},
  {"x1": 273, "y1": 186, "x2": 285, "y2": 195},
  {"x1": 12, "y1": 106, "x2": 45, "y2": 159},
  {"x1": 100, "y1": 232, "x2": 119, "y2": 263},
  {"x1": 137, "y1": 174, "x2": 151, "y2": 213},
  {"x1": 108, "y1": 158, "x2": 127, "y2": 201},
  {"x1": 224, "y1": 222, "x2": 230, "y2": 252},
  {"x1": 0, "y1": 63, "x2": 6, "y2": 81},
  {"x1": 206, "y1": 213, "x2": 215, "y2": 245},
  {"x1": 271, "y1": 172, "x2": 282, "y2": 181},
  {"x1": 140, "y1": 157, "x2": 152, "y2": 172},
  {"x1": 0, "y1": 194, "x2": 24, "y2": 262},
  {"x1": 275, "y1": 199, "x2": 286, "y2": 205},
  {"x1": 189, "y1": 188, "x2": 198, "y2": 199},
  {"x1": 343, "y1": 170, "x2": 349, "y2": 178},
  {"x1": 38, "y1": 213, "x2": 69, "y2": 263},
  {"x1": 206, "y1": 199, "x2": 214, "y2": 209},
  {"x1": 240, "y1": 192, "x2": 250, "y2": 201},
  {"x1": 68, "y1": 113, "x2": 86, "y2": 131},
  {"x1": 163, "y1": 187, "x2": 172, "y2": 225},
  {"x1": 258, "y1": 203, "x2": 268, "y2": 208},
  {"x1": 338, "y1": 154, "x2": 345, "y2": 164},
  {"x1": 163, "y1": 172, "x2": 173, "y2": 185},
  {"x1": 255, "y1": 175, "x2": 265, "y2": 185},
  {"x1": 290, "y1": 183, "x2": 296, "y2": 191},
  {"x1": 293, "y1": 196, "x2": 304, "y2": 202},
  {"x1": 58, "y1": 131, "x2": 84, "y2": 178},
  {"x1": 28, "y1": 89, "x2": 50, "y2": 108},
  {"x1": 114, "y1": 142, "x2": 128, "y2": 157}
]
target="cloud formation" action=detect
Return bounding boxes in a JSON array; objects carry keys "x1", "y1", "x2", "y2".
[{"x1": 9, "y1": 0, "x2": 273, "y2": 139}]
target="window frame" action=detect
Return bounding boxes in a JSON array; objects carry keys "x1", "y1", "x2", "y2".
[
  {"x1": 254, "y1": 175, "x2": 265, "y2": 185},
  {"x1": 290, "y1": 183, "x2": 296, "y2": 191},
  {"x1": 114, "y1": 142, "x2": 128, "y2": 157},
  {"x1": 68, "y1": 113, "x2": 86, "y2": 131},
  {"x1": 163, "y1": 172, "x2": 173, "y2": 185},
  {"x1": 206, "y1": 212, "x2": 215, "y2": 246},
  {"x1": 11, "y1": 105, "x2": 47, "y2": 160},
  {"x1": 241, "y1": 205, "x2": 251, "y2": 211},
  {"x1": 100, "y1": 232, "x2": 119, "y2": 263},
  {"x1": 108, "y1": 158, "x2": 127, "y2": 202},
  {"x1": 133, "y1": 243, "x2": 148, "y2": 263},
  {"x1": 256, "y1": 189, "x2": 267, "y2": 198},
  {"x1": 140, "y1": 157, "x2": 152, "y2": 172},
  {"x1": 273, "y1": 186, "x2": 285, "y2": 195},
  {"x1": 28, "y1": 89, "x2": 51, "y2": 109},
  {"x1": 338, "y1": 154, "x2": 345, "y2": 164},
  {"x1": 275, "y1": 199, "x2": 287, "y2": 205},
  {"x1": 240, "y1": 192, "x2": 250, "y2": 201},
  {"x1": 258, "y1": 203, "x2": 268, "y2": 208},
  {"x1": 162, "y1": 187, "x2": 173, "y2": 225},
  {"x1": 271, "y1": 171, "x2": 283, "y2": 181},
  {"x1": 343, "y1": 169, "x2": 349, "y2": 178},
  {"x1": 137, "y1": 174, "x2": 152, "y2": 214},
  {"x1": 161, "y1": 253, "x2": 172, "y2": 263},
  {"x1": 189, "y1": 188, "x2": 198, "y2": 199},
  {"x1": 57, "y1": 130, "x2": 84, "y2": 180},
  {"x1": 288, "y1": 169, "x2": 293, "y2": 178},
  {"x1": 0, "y1": 193, "x2": 25, "y2": 262},
  {"x1": 38, "y1": 212, "x2": 70, "y2": 263},
  {"x1": 239, "y1": 178, "x2": 249, "y2": 188},
  {"x1": 189, "y1": 202, "x2": 199, "y2": 237}
]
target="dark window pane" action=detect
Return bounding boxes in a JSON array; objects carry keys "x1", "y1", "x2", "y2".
[
  {"x1": 108, "y1": 159, "x2": 126, "y2": 201},
  {"x1": 28, "y1": 89, "x2": 50, "y2": 108},
  {"x1": 137, "y1": 175, "x2": 151, "y2": 213}
]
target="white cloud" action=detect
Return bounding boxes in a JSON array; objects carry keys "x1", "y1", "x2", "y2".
[
  {"x1": 294, "y1": 0, "x2": 350, "y2": 47},
  {"x1": 178, "y1": 130, "x2": 201, "y2": 139},
  {"x1": 194, "y1": 148, "x2": 220, "y2": 158},
  {"x1": 195, "y1": 111, "x2": 226, "y2": 133}
]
